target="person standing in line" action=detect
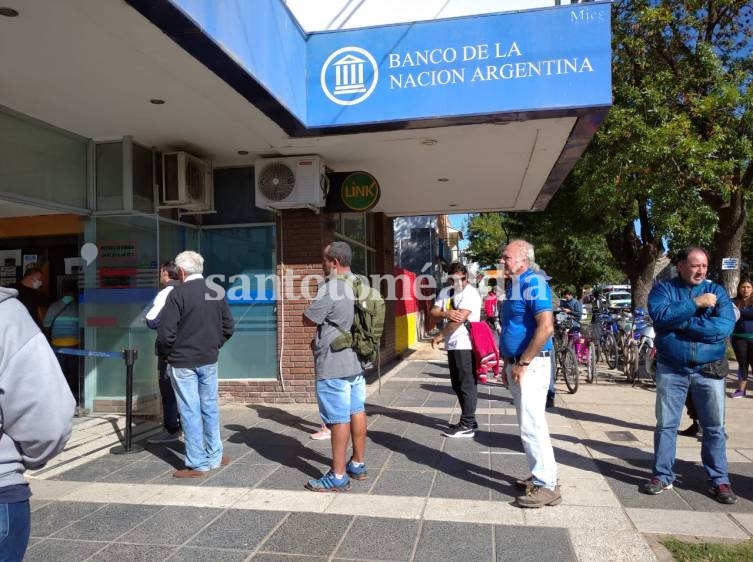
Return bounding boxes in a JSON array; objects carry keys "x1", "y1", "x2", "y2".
[
  {"x1": 13, "y1": 267, "x2": 49, "y2": 329},
  {"x1": 642, "y1": 247, "x2": 737, "y2": 504},
  {"x1": 430, "y1": 262, "x2": 483, "y2": 437},
  {"x1": 730, "y1": 278, "x2": 753, "y2": 398},
  {"x1": 43, "y1": 280, "x2": 80, "y2": 405},
  {"x1": 303, "y1": 241, "x2": 367, "y2": 491},
  {"x1": 0, "y1": 286, "x2": 75, "y2": 562},
  {"x1": 145, "y1": 261, "x2": 182, "y2": 444},
  {"x1": 499, "y1": 239, "x2": 561, "y2": 508},
  {"x1": 158, "y1": 251, "x2": 234, "y2": 478}
]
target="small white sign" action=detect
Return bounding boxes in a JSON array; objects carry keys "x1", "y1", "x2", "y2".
[{"x1": 721, "y1": 257, "x2": 739, "y2": 270}]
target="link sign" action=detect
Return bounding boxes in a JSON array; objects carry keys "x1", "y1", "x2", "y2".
[{"x1": 340, "y1": 172, "x2": 380, "y2": 211}]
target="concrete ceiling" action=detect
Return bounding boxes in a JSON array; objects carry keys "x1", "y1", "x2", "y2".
[{"x1": 0, "y1": 0, "x2": 578, "y2": 217}]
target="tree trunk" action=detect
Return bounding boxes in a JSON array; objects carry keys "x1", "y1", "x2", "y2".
[
  {"x1": 708, "y1": 191, "x2": 747, "y2": 296},
  {"x1": 606, "y1": 220, "x2": 662, "y2": 310}
]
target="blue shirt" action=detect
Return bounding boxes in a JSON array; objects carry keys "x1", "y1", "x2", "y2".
[{"x1": 500, "y1": 269, "x2": 553, "y2": 356}]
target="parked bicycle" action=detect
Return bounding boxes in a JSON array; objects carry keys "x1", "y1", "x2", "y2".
[
  {"x1": 571, "y1": 325, "x2": 597, "y2": 383},
  {"x1": 593, "y1": 309, "x2": 618, "y2": 369},
  {"x1": 553, "y1": 311, "x2": 579, "y2": 393},
  {"x1": 626, "y1": 308, "x2": 656, "y2": 385}
]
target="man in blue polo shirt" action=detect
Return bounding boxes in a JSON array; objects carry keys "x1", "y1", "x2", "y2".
[{"x1": 500, "y1": 239, "x2": 561, "y2": 508}]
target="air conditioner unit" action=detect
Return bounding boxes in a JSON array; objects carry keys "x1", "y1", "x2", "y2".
[
  {"x1": 161, "y1": 151, "x2": 214, "y2": 210},
  {"x1": 254, "y1": 155, "x2": 328, "y2": 210}
]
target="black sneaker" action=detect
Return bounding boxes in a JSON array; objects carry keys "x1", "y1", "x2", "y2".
[
  {"x1": 709, "y1": 484, "x2": 737, "y2": 504},
  {"x1": 641, "y1": 478, "x2": 673, "y2": 495},
  {"x1": 442, "y1": 424, "x2": 475, "y2": 438}
]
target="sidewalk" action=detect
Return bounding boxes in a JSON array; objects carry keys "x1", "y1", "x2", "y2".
[{"x1": 24, "y1": 344, "x2": 753, "y2": 561}]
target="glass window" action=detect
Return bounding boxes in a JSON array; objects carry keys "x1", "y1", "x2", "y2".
[
  {"x1": 96, "y1": 142, "x2": 124, "y2": 211},
  {"x1": 133, "y1": 144, "x2": 154, "y2": 213},
  {"x1": 200, "y1": 226, "x2": 277, "y2": 379},
  {"x1": 83, "y1": 215, "x2": 159, "y2": 411},
  {"x1": 0, "y1": 110, "x2": 87, "y2": 208}
]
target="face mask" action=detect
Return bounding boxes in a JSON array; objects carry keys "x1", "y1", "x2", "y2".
[{"x1": 30, "y1": 280, "x2": 42, "y2": 289}]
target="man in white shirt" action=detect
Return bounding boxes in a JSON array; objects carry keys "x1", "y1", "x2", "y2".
[
  {"x1": 431, "y1": 262, "x2": 482, "y2": 437},
  {"x1": 145, "y1": 261, "x2": 182, "y2": 444}
]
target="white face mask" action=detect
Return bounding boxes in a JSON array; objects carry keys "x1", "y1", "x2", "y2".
[{"x1": 30, "y1": 279, "x2": 42, "y2": 289}]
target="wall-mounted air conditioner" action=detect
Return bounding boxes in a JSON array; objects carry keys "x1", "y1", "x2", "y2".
[
  {"x1": 254, "y1": 156, "x2": 328, "y2": 210},
  {"x1": 161, "y1": 151, "x2": 213, "y2": 211}
]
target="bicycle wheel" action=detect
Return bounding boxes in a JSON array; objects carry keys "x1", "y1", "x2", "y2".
[
  {"x1": 624, "y1": 342, "x2": 637, "y2": 384},
  {"x1": 603, "y1": 333, "x2": 618, "y2": 369},
  {"x1": 561, "y1": 347, "x2": 579, "y2": 393},
  {"x1": 637, "y1": 341, "x2": 656, "y2": 384},
  {"x1": 586, "y1": 342, "x2": 596, "y2": 383}
]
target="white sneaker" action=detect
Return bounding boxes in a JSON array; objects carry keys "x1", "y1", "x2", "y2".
[
  {"x1": 147, "y1": 430, "x2": 181, "y2": 444},
  {"x1": 310, "y1": 428, "x2": 331, "y2": 440}
]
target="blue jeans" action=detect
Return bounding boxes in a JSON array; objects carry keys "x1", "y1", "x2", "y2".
[
  {"x1": 169, "y1": 363, "x2": 222, "y2": 471},
  {"x1": 0, "y1": 500, "x2": 30, "y2": 562},
  {"x1": 654, "y1": 363, "x2": 729, "y2": 486}
]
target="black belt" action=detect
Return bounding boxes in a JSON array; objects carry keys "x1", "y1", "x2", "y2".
[{"x1": 504, "y1": 351, "x2": 551, "y2": 364}]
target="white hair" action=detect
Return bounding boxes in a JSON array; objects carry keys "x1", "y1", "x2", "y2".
[
  {"x1": 507, "y1": 239, "x2": 539, "y2": 269},
  {"x1": 175, "y1": 250, "x2": 204, "y2": 275}
]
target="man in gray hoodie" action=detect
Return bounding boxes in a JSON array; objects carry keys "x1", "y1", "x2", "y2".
[{"x1": 0, "y1": 287, "x2": 75, "y2": 561}]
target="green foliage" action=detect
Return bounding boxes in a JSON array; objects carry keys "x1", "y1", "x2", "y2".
[
  {"x1": 660, "y1": 537, "x2": 753, "y2": 562},
  {"x1": 574, "y1": 0, "x2": 753, "y2": 275}
]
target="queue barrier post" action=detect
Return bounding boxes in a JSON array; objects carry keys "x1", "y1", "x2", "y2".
[{"x1": 110, "y1": 348, "x2": 143, "y2": 455}]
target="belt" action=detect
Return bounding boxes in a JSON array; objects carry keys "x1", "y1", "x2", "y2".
[{"x1": 504, "y1": 351, "x2": 551, "y2": 364}]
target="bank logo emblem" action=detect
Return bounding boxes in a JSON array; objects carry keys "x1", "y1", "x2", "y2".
[{"x1": 321, "y1": 46, "x2": 378, "y2": 106}]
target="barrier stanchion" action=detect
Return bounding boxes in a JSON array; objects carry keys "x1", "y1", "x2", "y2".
[
  {"x1": 111, "y1": 348, "x2": 143, "y2": 454},
  {"x1": 53, "y1": 347, "x2": 144, "y2": 453}
]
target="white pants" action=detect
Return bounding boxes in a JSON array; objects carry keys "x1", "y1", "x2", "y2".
[{"x1": 506, "y1": 355, "x2": 558, "y2": 489}]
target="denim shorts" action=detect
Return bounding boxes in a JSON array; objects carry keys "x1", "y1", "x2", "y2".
[{"x1": 316, "y1": 373, "x2": 366, "y2": 424}]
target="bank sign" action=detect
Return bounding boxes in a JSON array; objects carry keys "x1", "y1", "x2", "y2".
[{"x1": 307, "y1": 3, "x2": 611, "y2": 128}]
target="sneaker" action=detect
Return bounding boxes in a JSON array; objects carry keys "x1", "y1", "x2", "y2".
[
  {"x1": 304, "y1": 471, "x2": 351, "y2": 492},
  {"x1": 709, "y1": 484, "x2": 737, "y2": 504},
  {"x1": 514, "y1": 476, "x2": 533, "y2": 491},
  {"x1": 731, "y1": 390, "x2": 746, "y2": 399},
  {"x1": 442, "y1": 424, "x2": 475, "y2": 438},
  {"x1": 147, "y1": 430, "x2": 180, "y2": 444},
  {"x1": 641, "y1": 478, "x2": 673, "y2": 495},
  {"x1": 678, "y1": 422, "x2": 700, "y2": 437},
  {"x1": 310, "y1": 428, "x2": 331, "y2": 440},
  {"x1": 346, "y1": 459, "x2": 368, "y2": 481},
  {"x1": 516, "y1": 485, "x2": 562, "y2": 508}
]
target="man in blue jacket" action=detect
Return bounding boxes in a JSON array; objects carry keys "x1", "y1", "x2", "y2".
[{"x1": 642, "y1": 247, "x2": 737, "y2": 504}]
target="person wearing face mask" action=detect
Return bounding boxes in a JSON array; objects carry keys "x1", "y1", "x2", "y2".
[
  {"x1": 14, "y1": 267, "x2": 49, "y2": 329},
  {"x1": 642, "y1": 247, "x2": 737, "y2": 504},
  {"x1": 431, "y1": 262, "x2": 482, "y2": 438}
]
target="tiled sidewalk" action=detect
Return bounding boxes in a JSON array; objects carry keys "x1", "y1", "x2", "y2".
[{"x1": 25, "y1": 356, "x2": 753, "y2": 561}]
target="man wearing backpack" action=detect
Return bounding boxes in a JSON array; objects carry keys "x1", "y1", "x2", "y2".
[
  {"x1": 303, "y1": 241, "x2": 367, "y2": 492},
  {"x1": 430, "y1": 262, "x2": 482, "y2": 437}
]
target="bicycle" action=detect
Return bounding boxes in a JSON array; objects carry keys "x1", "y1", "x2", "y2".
[
  {"x1": 593, "y1": 310, "x2": 618, "y2": 369},
  {"x1": 627, "y1": 308, "x2": 656, "y2": 385},
  {"x1": 553, "y1": 311, "x2": 579, "y2": 393},
  {"x1": 571, "y1": 324, "x2": 597, "y2": 383}
]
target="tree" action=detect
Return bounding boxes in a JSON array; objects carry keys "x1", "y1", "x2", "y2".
[{"x1": 574, "y1": 0, "x2": 753, "y2": 305}]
